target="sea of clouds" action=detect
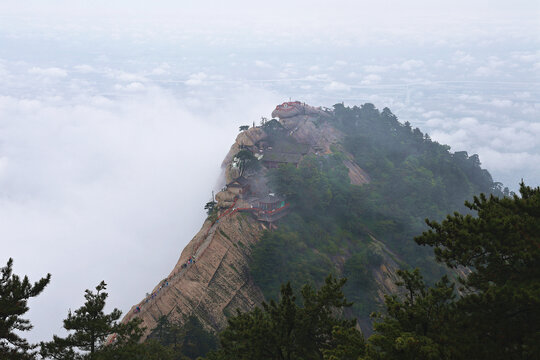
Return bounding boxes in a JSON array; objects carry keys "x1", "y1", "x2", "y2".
[{"x1": 0, "y1": 0, "x2": 538, "y2": 343}]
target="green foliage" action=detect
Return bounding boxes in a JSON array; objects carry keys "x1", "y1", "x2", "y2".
[
  {"x1": 251, "y1": 225, "x2": 333, "y2": 302},
  {"x1": 262, "y1": 118, "x2": 285, "y2": 137},
  {"x1": 338, "y1": 105, "x2": 499, "y2": 220},
  {"x1": 343, "y1": 247, "x2": 383, "y2": 317},
  {"x1": 0, "y1": 258, "x2": 51, "y2": 360},
  {"x1": 414, "y1": 182, "x2": 540, "y2": 358},
  {"x1": 40, "y1": 281, "x2": 172, "y2": 360},
  {"x1": 267, "y1": 154, "x2": 349, "y2": 217},
  {"x1": 204, "y1": 201, "x2": 218, "y2": 221},
  {"x1": 148, "y1": 315, "x2": 218, "y2": 360},
  {"x1": 102, "y1": 339, "x2": 174, "y2": 360},
  {"x1": 364, "y1": 183, "x2": 540, "y2": 359},
  {"x1": 40, "y1": 281, "x2": 122, "y2": 358},
  {"x1": 204, "y1": 201, "x2": 216, "y2": 215},
  {"x1": 239, "y1": 125, "x2": 250, "y2": 131},
  {"x1": 251, "y1": 103, "x2": 505, "y2": 330},
  {"x1": 206, "y1": 275, "x2": 364, "y2": 360},
  {"x1": 323, "y1": 326, "x2": 366, "y2": 360},
  {"x1": 364, "y1": 270, "x2": 457, "y2": 360},
  {"x1": 234, "y1": 150, "x2": 260, "y2": 175},
  {"x1": 97, "y1": 318, "x2": 174, "y2": 360}
]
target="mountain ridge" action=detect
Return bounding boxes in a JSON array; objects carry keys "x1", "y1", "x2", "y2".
[{"x1": 121, "y1": 100, "x2": 502, "y2": 338}]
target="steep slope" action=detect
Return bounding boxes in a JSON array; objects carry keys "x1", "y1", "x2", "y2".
[
  {"x1": 122, "y1": 101, "x2": 502, "y2": 338},
  {"x1": 121, "y1": 102, "x2": 380, "y2": 336},
  {"x1": 121, "y1": 211, "x2": 266, "y2": 337}
]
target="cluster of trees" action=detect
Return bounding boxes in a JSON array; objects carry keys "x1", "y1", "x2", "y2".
[
  {"x1": 252, "y1": 153, "x2": 385, "y2": 316},
  {"x1": 0, "y1": 264, "x2": 215, "y2": 359},
  {"x1": 2, "y1": 184, "x2": 539, "y2": 359},
  {"x1": 234, "y1": 150, "x2": 260, "y2": 176},
  {"x1": 261, "y1": 118, "x2": 286, "y2": 136},
  {"x1": 148, "y1": 315, "x2": 217, "y2": 359},
  {"x1": 205, "y1": 276, "x2": 365, "y2": 360},
  {"x1": 2, "y1": 101, "x2": 537, "y2": 359},
  {"x1": 250, "y1": 103, "x2": 510, "y2": 319},
  {"x1": 209, "y1": 182, "x2": 539, "y2": 359},
  {"x1": 334, "y1": 104, "x2": 508, "y2": 270}
]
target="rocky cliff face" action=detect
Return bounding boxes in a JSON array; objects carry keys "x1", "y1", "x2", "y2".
[
  {"x1": 121, "y1": 102, "x2": 397, "y2": 337},
  {"x1": 122, "y1": 212, "x2": 266, "y2": 337}
]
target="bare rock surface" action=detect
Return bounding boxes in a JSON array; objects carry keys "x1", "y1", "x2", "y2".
[
  {"x1": 236, "y1": 127, "x2": 267, "y2": 147},
  {"x1": 120, "y1": 102, "x2": 386, "y2": 339},
  {"x1": 290, "y1": 118, "x2": 342, "y2": 154},
  {"x1": 342, "y1": 156, "x2": 371, "y2": 185},
  {"x1": 122, "y1": 212, "x2": 265, "y2": 337}
]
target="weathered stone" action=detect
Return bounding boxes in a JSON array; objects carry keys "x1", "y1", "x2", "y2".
[
  {"x1": 122, "y1": 213, "x2": 265, "y2": 337},
  {"x1": 120, "y1": 102, "x2": 380, "y2": 339}
]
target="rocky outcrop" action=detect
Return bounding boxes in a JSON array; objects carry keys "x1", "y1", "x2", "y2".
[
  {"x1": 288, "y1": 116, "x2": 342, "y2": 154},
  {"x1": 368, "y1": 236, "x2": 402, "y2": 299},
  {"x1": 121, "y1": 102, "x2": 382, "y2": 338},
  {"x1": 221, "y1": 127, "x2": 267, "y2": 183},
  {"x1": 236, "y1": 127, "x2": 267, "y2": 147},
  {"x1": 215, "y1": 190, "x2": 236, "y2": 209},
  {"x1": 271, "y1": 101, "x2": 331, "y2": 119},
  {"x1": 122, "y1": 212, "x2": 266, "y2": 337},
  {"x1": 342, "y1": 156, "x2": 371, "y2": 185}
]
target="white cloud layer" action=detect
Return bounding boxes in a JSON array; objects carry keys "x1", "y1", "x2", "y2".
[
  {"x1": 0, "y1": 86, "x2": 280, "y2": 342},
  {"x1": 28, "y1": 67, "x2": 68, "y2": 78},
  {"x1": 0, "y1": 0, "x2": 538, "y2": 345}
]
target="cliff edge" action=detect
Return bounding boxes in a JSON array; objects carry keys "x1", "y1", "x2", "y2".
[{"x1": 121, "y1": 101, "x2": 393, "y2": 337}]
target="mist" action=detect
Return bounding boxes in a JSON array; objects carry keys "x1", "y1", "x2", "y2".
[
  {"x1": 0, "y1": 87, "x2": 281, "y2": 341},
  {"x1": 0, "y1": 0, "x2": 538, "y2": 344}
]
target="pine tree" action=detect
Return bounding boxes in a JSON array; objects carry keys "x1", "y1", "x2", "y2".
[
  {"x1": 96, "y1": 318, "x2": 174, "y2": 360},
  {"x1": 364, "y1": 270, "x2": 457, "y2": 360},
  {"x1": 364, "y1": 182, "x2": 540, "y2": 359},
  {"x1": 0, "y1": 258, "x2": 51, "y2": 360},
  {"x1": 40, "y1": 281, "x2": 124, "y2": 360},
  {"x1": 41, "y1": 281, "x2": 174, "y2": 360},
  {"x1": 415, "y1": 181, "x2": 540, "y2": 358},
  {"x1": 206, "y1": 275, "x2": 364, "y2": 360}
]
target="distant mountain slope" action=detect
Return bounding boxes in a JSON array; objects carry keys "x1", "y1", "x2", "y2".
[{"x1": 122, "y1": 101, "x2": 504, "y2": 336}]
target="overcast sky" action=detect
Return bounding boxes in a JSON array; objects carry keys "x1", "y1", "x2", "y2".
[{"x1": 1, "y1": 0, "x2": 539, "y2": 344}]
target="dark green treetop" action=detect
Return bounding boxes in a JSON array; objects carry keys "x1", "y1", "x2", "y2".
[
  {"x1": 206, "y1": 275, "x2": 365, "y2": 360},
  {"x1": 147, "y1": 315, "x2": 218, "y2": 359},
  {"x1": 364, "y1": 182, "x2": 540, "y2": 359},
  {"x1": 40, "y1": 281, "x2": 120, "y2": 359},
  {"x1": 364, "y1": 270, "x2": 457, "y2": 360},
  {"x1": 234, "y1": 150, "x2": 260, "y2": 175},
  {"x1": 414, "y1": 181, "x2": 540, "y2": 358},
  {"x1": 40, "y1": 281, "x2": 172, "y2": 360},
  {"x1": 0, "y1": 258, "x2": 51, "y2": 360}
]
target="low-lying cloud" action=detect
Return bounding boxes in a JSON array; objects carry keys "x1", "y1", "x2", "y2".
[
  {"x1": 0, "y1": 86, "x2": 280, "y2": 342},
  {"x1": 0, "y1": 0, "x2": 538, "y2": 344}
]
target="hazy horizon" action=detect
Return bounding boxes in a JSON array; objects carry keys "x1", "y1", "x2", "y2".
[{"x1": 1, "y1": 0, "x2": 538, "y2": 343}]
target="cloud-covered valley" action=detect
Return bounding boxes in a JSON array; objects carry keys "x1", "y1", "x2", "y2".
[
  {"x1": 0, "y1": 84, "x2": 280, "y2": 341},
  {"x1": 0, "y1": 0, "x2": 538, "y2": 343}
]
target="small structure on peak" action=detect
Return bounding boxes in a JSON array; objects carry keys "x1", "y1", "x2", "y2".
[
  {"x1": 255, "y1": 194, "x2": 285, "y2": 211},
  {"x1": 235, "y1": 193, "x2": 290, "y2": 225},
  {"x1": 261, "y1": 151, "x2": 302, "y2": 169},
  {"x1": 252, "y1": 194, "x2": 289, "y2": 223},
  {"x1": 271, "y1": 101, "x2": 305, "y2": 119},
  {"x1": 271, "y1": 101, "x2": 331, "y2": 119},
  {"x1": 226, "y1": 176, "x2": 250, "y2": 198}
]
